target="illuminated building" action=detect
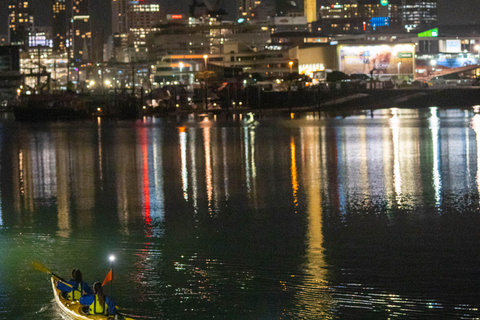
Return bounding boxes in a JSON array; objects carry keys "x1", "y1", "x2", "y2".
[
  {"x1": 400, "y1": 0, "x2": 437, "y2": 31},
  {"x1": 8, "y1": 0, "x2": 33, "y2": 48},
  {"x1": 238, "y1": 0, "x2": 262, "y2": 21},
  {"x1": 304, "y1": 0, "x2": 316, "y2": 23},
  {"x1": 72, "y1": 0, "x2": 91, "y2": 61},
  {"x1": 112, "y1": 0, "x2": 130, "y2": 34},
  {"x1": 52, "y1": 0, "x2": 67, "y2": 52},
  {"x1": 317, "y1": 1, "x2": 400, "y2": 34},
  {"x1": 128, "y1": 1, "x2": 161, "y2": 47},
  {"x1": 29, "y1": 27, "x2": 53, "y2": 48}
]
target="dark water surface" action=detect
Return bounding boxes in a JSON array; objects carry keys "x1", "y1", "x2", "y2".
[{"x1": 2, "y1": 108, "x2": 480, "y2": 319}]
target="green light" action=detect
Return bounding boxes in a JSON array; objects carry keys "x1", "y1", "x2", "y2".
[
  {"x1": 418, "y1": 28, "x2": 439, "y2": 38},
  {"x1": 380, "y1": 0, "x2": 388, "y2": 6}
]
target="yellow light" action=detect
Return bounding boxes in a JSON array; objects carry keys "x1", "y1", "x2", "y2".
[{"x1": 97, "y1": 108, "x2": 102, "y2": 112}]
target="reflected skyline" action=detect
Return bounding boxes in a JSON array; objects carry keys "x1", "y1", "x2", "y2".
[{"x1": 3, "y1": 110, "x2": 480, "y2": 318}]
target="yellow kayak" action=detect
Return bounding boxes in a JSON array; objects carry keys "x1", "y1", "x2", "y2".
[{"x1": 50, "y1": 276, "x2": 133, "y2": 320}]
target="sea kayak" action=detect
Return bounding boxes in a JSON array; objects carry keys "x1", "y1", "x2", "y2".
[{"x1": 50, "y1": 276, "x2": 132, "y2": 320}]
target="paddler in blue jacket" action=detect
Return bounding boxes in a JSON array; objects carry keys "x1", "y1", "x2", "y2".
[
  {"x1": 56, "y1": 269, "x2": 93, "y2": 300},
  {"x1": 80, "y1": 282, "x2": 117, "y2": 316}
]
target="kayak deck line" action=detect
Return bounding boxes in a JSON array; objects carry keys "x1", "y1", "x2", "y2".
[{"x1": 50, "y1": 276, "x2": 129, "y2": 320}]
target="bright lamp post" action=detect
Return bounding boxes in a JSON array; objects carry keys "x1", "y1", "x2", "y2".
[{"x1": 203, "y1": 54, "x2": 208, "y2": 70}]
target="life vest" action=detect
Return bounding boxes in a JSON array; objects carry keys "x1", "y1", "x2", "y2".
[
  {"x1": 89, "y1": 295, "x2": 108, "y2": 315},
  {"x1": 67, "y1": 283, "x2": 82, "y2": 300}
]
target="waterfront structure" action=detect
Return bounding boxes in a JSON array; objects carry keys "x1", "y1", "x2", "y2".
[
  {"x1": 8, "y1": 0, "x2": 33, "y2": 48},
  {"x1": 52, "y1": 0, "x2": 67, "y2": 53},
  {"x1": 72, "y1": 0, "x2": 91, "y2": 62}
]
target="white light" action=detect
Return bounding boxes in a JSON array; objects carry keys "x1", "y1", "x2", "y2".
[{"x1": 109, "y1": 255, "x2": 116, "y2": 262}]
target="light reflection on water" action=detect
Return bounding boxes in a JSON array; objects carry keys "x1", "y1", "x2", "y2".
[{"x1": 2, "y1": 109, "x2": 480, "y2": 318}]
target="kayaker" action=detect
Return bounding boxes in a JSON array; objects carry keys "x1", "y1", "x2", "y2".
[
  {"x1": 56, "y1": 269, "x2": 93, "y2": 300},
  {"x1": 80, "y1": 282, "x2": 118, "y2": 316}
]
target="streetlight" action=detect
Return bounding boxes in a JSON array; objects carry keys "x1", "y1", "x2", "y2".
[
  {"x1": 203, "y1": 54, "x2": 208, "y2": 70},
  {"x1": 289, "y1": 61, "x2": 293, "y2": 73}
]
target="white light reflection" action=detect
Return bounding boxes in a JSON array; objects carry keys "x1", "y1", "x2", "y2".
[
  {"x1": 222, "y1": 128, "x2": 230, "y2": 200},
  {"x1": 471, "y1": 114, "x2": 480, "y2": 202},
  {"x1": 243, "y1": 125, "x2": 258, "y2": 204},
  {"x1": 189, "y1": 129, "x2": 198, "y2": 214},
  {"x1": 179, "y1": 127, "x2": 189, "y2": 200},
  {"x1": 429, "y1": 107, "x2": 442, "y2": 207},
  {"x1": 389, "y1": 108, "x2": 402, "y2": 204},
  {"x1": 97, "y1": 117, "x2": 103, "y2": 182}
]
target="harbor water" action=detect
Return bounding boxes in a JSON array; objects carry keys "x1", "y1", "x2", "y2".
[{"x1": 2, "y1": 108, "x2": 480, "y2": 319}]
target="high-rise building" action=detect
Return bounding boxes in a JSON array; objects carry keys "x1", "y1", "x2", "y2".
[
  {"x1": 112, "y1": 0, "x2": 130, "y2": 34},
  {"x1": 128, "y1": 1, "x2": 161, "y2": 46},
  {"x1": 72, "y1": 0, "x2": 91, "y2": 61},
  {"x1": 304, "y1": 0, "x2": 316, "y2": 23},
  {"x1": 8, "y1": 0, "x2": 33, "y2": 48},
  {"x1": 400, "y1": 0, "x2": 437, "y2": 30},
  {"x1": 238, "y1": 0, "x2": 261, "y2": 21},
  {"x1": 52, "y1": 0, "x2": 67, "y2": 52}
]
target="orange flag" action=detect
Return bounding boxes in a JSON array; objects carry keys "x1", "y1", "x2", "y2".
[{"x1": 102, "y1": 269, "x2": 113, "y2": 286}]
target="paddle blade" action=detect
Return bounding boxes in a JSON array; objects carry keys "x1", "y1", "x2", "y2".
[{"x1": 32, "y1": 261, "x2": 51, "y2": 274}]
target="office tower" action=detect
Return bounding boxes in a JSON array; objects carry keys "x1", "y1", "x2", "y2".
[
  {"x1": 238, "y1": 0, "x2": 261, "y2": 21},
  {"x1": 401, "y1": 0, "x2": 437, "y2": 29},
  {"x1": 72, "y1": 0, "x2": 91, "y2": 61},
  {"x1": 52, "y1": 0, "x2": 67, "y2": 52},
  {"x1": 304, "y1": 0, "x2": 316, "y2": 23},
  {"x1": 112, "y1": 0, "x2": 130, "y2": 34},
  {"x1": 128, "y1": 1, "x2": 161, "y2": 47},
  {"x1": 8, "y1": 0, "x2": 33, "y2": 48}
]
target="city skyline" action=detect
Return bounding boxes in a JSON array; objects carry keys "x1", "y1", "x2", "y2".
[{"x1": 1, "y1": 0, "x2": 480, "y2": 36}]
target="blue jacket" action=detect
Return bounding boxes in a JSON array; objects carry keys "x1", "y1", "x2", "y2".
[
  {"x1": 56, "y1": 280, "x2": 93, "y2": 298},
  {"x1": 79, "y1": 294, "x2": 117, "y2": 315}
]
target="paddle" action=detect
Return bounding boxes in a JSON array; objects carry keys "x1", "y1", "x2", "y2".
[{"x1": 31, "y1": 261, "x2": 72, "y2": 287}]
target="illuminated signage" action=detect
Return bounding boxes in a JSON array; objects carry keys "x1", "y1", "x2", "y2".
[
  {"x1": 330, "y1": 4, "x2": 342, "y2": 9},
  {"x1": 370, "y1": 17, "x2": 389, "y2": 30},
  {"x1": 171, "y1": 15, "x2": 183, "y2": 19},
  {"x1": 445, "y1": 40, "x2": 461, "y2": 53},
  {"x1": 418, "y1": 28, "x2": 438, "y2": 37},
  {"x1": 380, "y1": 0, "x2": 388, "y2": 6},
  {"x1": 398, "y1": 52, "x2": 413, "y2": 58}
]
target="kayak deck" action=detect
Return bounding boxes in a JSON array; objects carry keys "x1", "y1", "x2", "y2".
[{"x1": 50, "y1": 276, "x2": 114, "y2": 320}]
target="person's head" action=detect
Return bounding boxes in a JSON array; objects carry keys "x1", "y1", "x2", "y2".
[
  {"x1": 93, "y1": 282, "x2": 105, "y2": 305},
  {"x1": 72, "y1": 269, "x2": 83, "y2": 283}
]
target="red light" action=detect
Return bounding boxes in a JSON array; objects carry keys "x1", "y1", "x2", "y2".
[
  {"x1": 171, "y1": 14, "x2": 183, "y2": 19},
  {"x1": 331, "y1": 4, "x2": 334, "y2": 8}
]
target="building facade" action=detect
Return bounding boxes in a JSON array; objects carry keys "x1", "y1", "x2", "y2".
[
  {"x1": 52, "y1": 0, "x2": 67, "y2": 53},
  {"x1": 72, "y1": 0, "x2": 91, "y2": 62},
  {"x1": 400, "y1": 0, "x2": 437, "y2": 30},
  {"x1": 317, "y1": 1, "x2": 400, "y2": 34},
  {"x1": 8, "y1": 0, "x2": 33, "y2": 48}
]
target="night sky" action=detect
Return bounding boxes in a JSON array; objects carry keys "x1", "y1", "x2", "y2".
[{"x1": 0, "y1": 0, "x2": 479, "y2": 36}]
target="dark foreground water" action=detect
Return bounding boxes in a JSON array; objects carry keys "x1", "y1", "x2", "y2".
[{"x1": 2, "y1": 108, "x2": 480, "y2": 319}]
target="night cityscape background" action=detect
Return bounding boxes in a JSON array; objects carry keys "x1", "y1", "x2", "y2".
[{"x1": 1, "y1": 0, "x2": 480, "y2": 112}]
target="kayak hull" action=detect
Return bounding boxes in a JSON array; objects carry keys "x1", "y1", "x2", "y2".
[{"x1": 50, "y1": 276, "x2": 114, "y2": 320}]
